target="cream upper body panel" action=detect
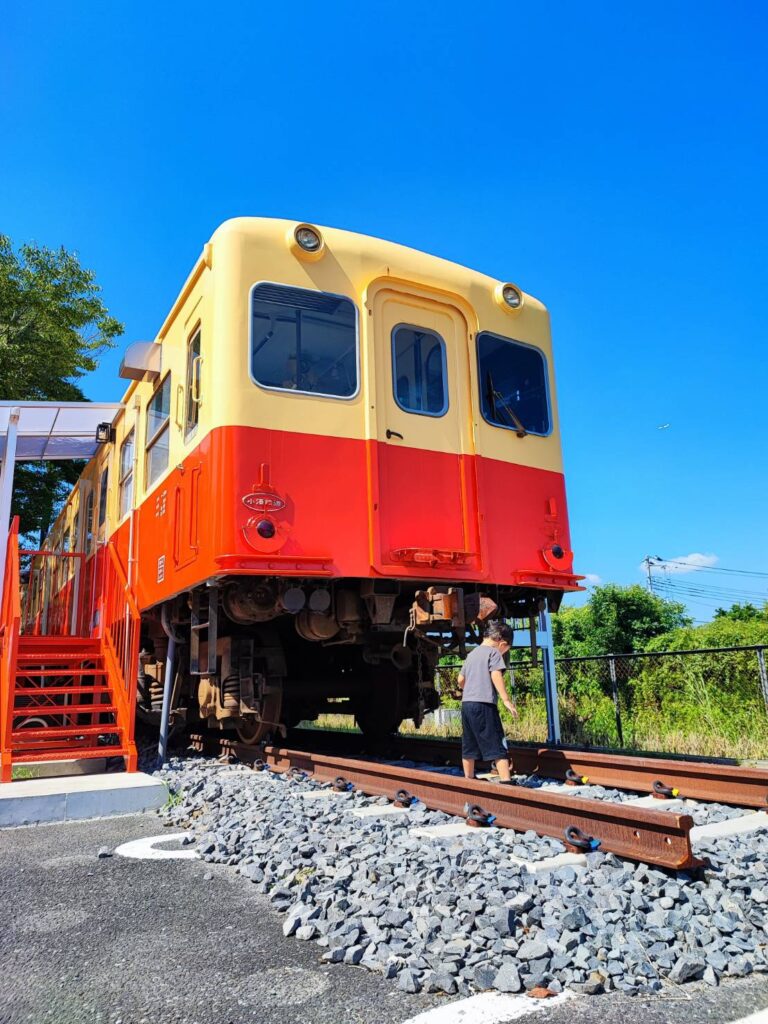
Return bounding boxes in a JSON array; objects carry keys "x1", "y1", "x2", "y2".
[
  {"x1": 209, "y1": 218, "x2": 564, "y2": 474},
  {"x1": 65, "y1": 216, "x2": 564, "y2": 540}
]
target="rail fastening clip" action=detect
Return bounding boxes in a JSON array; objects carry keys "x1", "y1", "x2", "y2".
[
  {"x1": 393, "y1": 788, "x2": 415, "y2": 808},
  {"x1": 565, "y1": 769, "x2": 589, "y2": 785},
  {"x1": 332, "y1": 775, "x2": 354, "y2": 792},
  {"x1": 565, "y1": 825, "x2": 601, "y2": 851},
  {"x1": 464, "y1": 802, "x2": 496, "y2": 828},
  {"x1": 652, "y1": 780, "x2": 680, "y2": 799}
]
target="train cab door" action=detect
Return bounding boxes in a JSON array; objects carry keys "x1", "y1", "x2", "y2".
[{"x1": 369, "y1": 286, "x2": 482, "y2": 576}]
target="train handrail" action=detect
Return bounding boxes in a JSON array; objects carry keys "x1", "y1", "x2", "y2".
[
  {"x1": 99, "y1": 541, "x2": 140, "y2": 769},
  {"x1": 0, "y1": 518, "x2": 22, "y2": 781}
]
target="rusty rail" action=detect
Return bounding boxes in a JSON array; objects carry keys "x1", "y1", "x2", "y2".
[
  {"x1": 506, "y1": 746, "x2": 768, "y2": 809},
  {"x1": 190, "y1": 734, "x2": 701, "y2": 870},
  {"x1": 283, "y1": 729, "x2": 768, "y2": 809}
]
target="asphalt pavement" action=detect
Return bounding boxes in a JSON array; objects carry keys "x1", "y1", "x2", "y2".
[{"x1": 1, "y1": 813, "x2": 767, "y2": 1024}]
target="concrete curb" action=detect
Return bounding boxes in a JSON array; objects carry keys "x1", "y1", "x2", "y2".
[{"x1": 0, "y1": 772, "x2": 167, "y2": 827}]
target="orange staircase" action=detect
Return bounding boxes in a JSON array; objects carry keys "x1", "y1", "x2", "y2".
[{"x1": 0, "y1": 519, "x2": 140, "y2": 782}]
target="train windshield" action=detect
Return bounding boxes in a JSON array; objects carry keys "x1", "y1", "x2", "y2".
[
  {"x1": 477, "y1": 332, "x2": 550, "y2": 436},
  {"x1": 251, "y1": 283, "x2": 358, "y2": 398}
]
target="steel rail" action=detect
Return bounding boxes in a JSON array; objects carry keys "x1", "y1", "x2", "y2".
[
  {"x1": 506, "y1": 746, "x2": 768, "y2": 809},
  {"x1": 283, "y1": 729, "x2": 768, "y2": 809},
  {"x1": 199, "y1": 736, "x2": 701, "y2": 870}
]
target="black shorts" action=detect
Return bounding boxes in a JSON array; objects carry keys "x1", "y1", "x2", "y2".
[{"x1": 461, "y1": 701, "x2": 507, "y2": 761}]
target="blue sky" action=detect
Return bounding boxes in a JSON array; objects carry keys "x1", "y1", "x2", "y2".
[{"x1": 2, "y1": 2, "x2": 767, "y2": 620}]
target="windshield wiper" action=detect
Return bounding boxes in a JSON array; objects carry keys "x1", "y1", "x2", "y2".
[{"x1": 485, "y1": 372, "x2": 527, "y2": 437}]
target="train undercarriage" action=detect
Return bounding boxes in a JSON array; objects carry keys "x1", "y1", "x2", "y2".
[{"x1": 136, "y1": 576, "x2": 563, "y2": 744}]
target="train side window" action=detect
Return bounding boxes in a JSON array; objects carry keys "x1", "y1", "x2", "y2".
[
  {"x1": 250, "y1": 283, "x2": 358, "y2": 398},
  {"x1": 477, "y1": 332, "x2": 551, "y2": 436},
  {"x1": 146, "y1": 375, "x2": 171, "y2": 486},
  {"x1": 98, "y1": 466, "x2": 109, "y2": 527},
  {"x1": 391, "y1": 325, "x2": 448, "y2": 417},
  {"x1": 119, "y1": 430, "x2": 135, "y2": 518},
  {"x1": 185, "y1": 328, "x2": 202, "y2": 438},
  {"x1": 84, "y1": 490, "x2": 95, "y2": 554}
]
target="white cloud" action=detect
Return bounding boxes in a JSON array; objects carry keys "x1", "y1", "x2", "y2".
[
  {"x1": 583, "y1": 573, "x2": 602, "y2": 585},
  {"x1": 641, "y1": 553, "x2": 718, "y2": 575}
]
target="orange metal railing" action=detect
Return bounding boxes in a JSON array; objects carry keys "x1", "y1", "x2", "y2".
[
  {"x1": 0, "y1": 518, "x2": 22, "y2": 782},
  {"x1": 20, "y1": 548, "x2": 86, "y2": 637},
  {"x1": 98, "y1": 541, "x2": 140, "y2": 772}
]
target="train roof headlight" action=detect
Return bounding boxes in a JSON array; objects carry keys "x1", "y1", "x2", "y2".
[
  {"x1": 296, "y1": 226, "x2": 322, "y2": 251},
  {"x1": 494, "y1": 282, "x2": 524, "y2": 313},
  {"x1": 502, "y1": 284, "x2": 522, "y2": 308},
  {"x1": 289, "y1": 223, "x2": 326, "y2": 261}
]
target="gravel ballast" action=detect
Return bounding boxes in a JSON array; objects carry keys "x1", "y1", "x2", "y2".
[{"x1": 157, "y1": 756, "x2": 768, "y2": 999}]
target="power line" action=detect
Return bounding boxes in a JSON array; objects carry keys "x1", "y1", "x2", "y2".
[
  {"x1": 649, "y1": 557, "x2": 768, "y2": 580},
  {"x1": 653, "y1": 579, "x2": 768, "y2": 601}
]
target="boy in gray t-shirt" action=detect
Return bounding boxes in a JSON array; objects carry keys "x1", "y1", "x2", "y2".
[{"x1": 458, "y1": 621, "x2": 518, "y2": 782}]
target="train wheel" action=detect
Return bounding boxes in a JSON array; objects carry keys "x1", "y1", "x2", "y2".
[
  {"x1": 353, "y1": 668, "x2": 408, "y2": 740},
  {"x1": 235, "y1": 680, "x2": 283, "y2": 746}
]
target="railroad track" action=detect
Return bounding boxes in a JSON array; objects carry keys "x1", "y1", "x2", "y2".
[
  {"x1": 183, "y1": 730, "x2": 768, "y2": 872},
  {"x1": 281, "y1": 728, "x2": 768, "y2": 809}
]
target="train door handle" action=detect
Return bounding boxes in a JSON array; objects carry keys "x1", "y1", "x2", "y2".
[{"x1": 386, "y1": 429, "x2": 404, "y2": 440}]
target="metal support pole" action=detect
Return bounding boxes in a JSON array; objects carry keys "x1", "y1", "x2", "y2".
[
  {"x1": 539, "y1": 605, "x2": 561, "y2": 745},
  {"x1": 157, "y1": 635, "x2": 176, "y2": 769},
  {"x1": 0, "y1": 408, "x2": 20, "y2": 596},
  {"x1": 757, "y1": 648, "x2": 768, "y2": 715},
  {"x1": 608, "y1": 655, "x2": 625, "y2": 747}
]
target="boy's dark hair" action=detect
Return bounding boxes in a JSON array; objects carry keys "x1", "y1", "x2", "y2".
[{"x1": 483, "y1": 619, "x2": 514, "y2": 644}]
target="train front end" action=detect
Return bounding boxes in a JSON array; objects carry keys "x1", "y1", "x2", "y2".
[{"x1": 173, "y1": 218, "x2": 582, "y2": 739}]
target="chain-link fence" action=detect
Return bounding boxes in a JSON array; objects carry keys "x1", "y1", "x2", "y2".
[{"x1": 434, "y1": 645, "x2": 768, "y2": 759}]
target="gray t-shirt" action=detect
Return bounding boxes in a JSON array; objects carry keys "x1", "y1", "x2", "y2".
[{"x1": 461, "y1": 645, "x2": 506, "y2": 704}]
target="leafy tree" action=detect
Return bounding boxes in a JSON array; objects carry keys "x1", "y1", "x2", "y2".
[
  {"x1": 552, "y1": 583, "x2": 690, "y2": 656},
  {"x1": 714, "y1": 602, "x2": 768, "y2": 623},
  {"x1": 645, "y1": 614, "x2": 768, "y2": 652},
  {"x1": 0, "y1": 236, "x2": 123, "y2": 539}
]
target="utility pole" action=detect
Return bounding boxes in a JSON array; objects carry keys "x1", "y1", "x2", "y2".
[{"x1": 643, "y1": 556, "x2": 654, "y2": 593}]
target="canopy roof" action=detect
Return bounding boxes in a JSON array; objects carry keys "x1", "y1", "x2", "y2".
[{"x1": 0, "y1": 402, "x2": 123, "y2": 461}]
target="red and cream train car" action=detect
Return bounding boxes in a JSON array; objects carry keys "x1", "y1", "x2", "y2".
[{"x1": 40, "y1": 219, "x2": 582, "y2": 742}]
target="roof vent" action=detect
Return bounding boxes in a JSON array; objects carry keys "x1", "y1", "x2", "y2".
[{"x1": 119, "y1": 341, "x2": 161, "y2": 382}]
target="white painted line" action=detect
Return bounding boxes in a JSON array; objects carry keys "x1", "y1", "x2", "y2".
[
  {"x1": 730, "y1": 1008, "x2": 768, "y2": 1024},
  {"x1": 350, "y1": 804, "x2": 409, "y2": 818},
  {"x1": 411, "y1": 822, "x2": 495, "y2": 839},
  {"x1": 691, "y1": 811, "x2": 768, "y2": 843},
  {"x1": 399, "y1": 990, "x2": 572, "y2": 1024},
  {"x1": 509, "y1": 851, "x2": 586, "y2": 874},
  {"x1": 114, "y1": 832, "x2": 199, "y2": 860}
]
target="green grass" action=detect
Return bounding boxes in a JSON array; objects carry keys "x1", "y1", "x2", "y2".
[{"x1": 304, "y1": 696, "x2": 767, "y2": 761}]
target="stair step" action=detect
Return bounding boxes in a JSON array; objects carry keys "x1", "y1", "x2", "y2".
[
  {"x1": 14, "y1": 668, "x2": 107, "y2": 678},
  {"x1": 11, "y1": 723, "x2": 123, "y2": 742},
  {"x1": 18, "y1": 640, "x2": 100, "y2": 651},
  {"x1": 17, "y1": 651, "x2": 104, "y2": 661},
  {"x1": 13, "y1": 705, "x2": 117, "y2": 716},
  {"x1": 12, "y1": 746, "x2": 128, "y2": 764},
  {"x1": 13, "y1": 685, "x2": 112, "y2": 696}
]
